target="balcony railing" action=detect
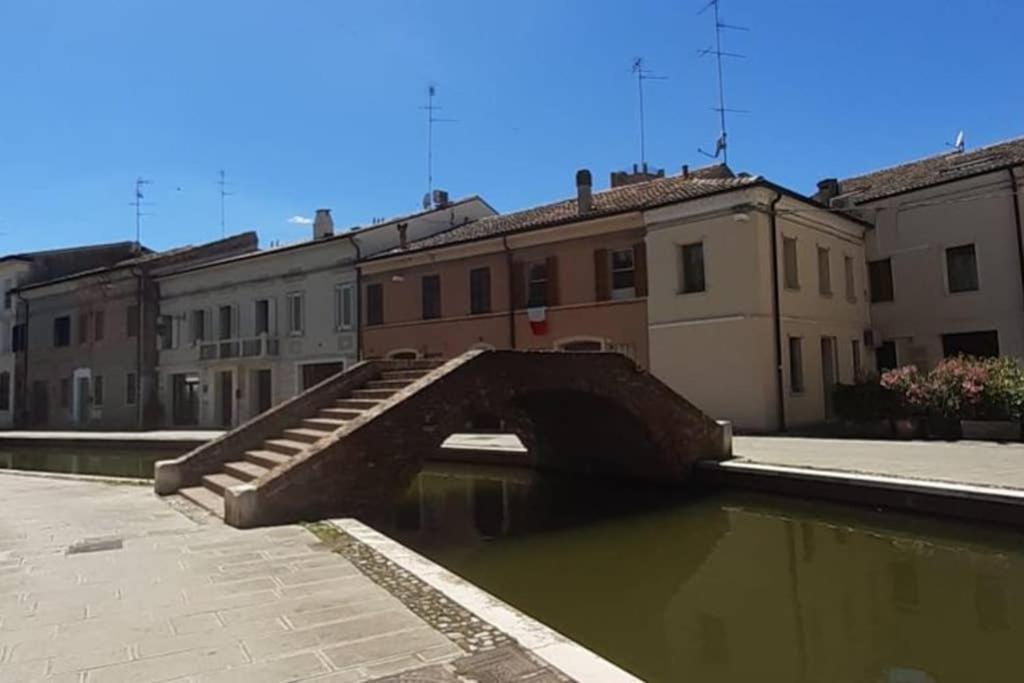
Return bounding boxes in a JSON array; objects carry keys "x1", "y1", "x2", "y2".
[{"x1": 198, "y1": 335, "x2": 280, "y2": 361}]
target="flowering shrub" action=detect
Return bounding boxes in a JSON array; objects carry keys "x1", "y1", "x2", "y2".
[{"x1": 878, "y1": 356, "x2": 1024, "y2": 420}]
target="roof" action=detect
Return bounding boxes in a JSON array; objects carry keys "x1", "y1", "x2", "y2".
[
  {"x1": 0, "y1": 241, "x2": 143, "y2": 265},
  {"x1": 839, "y1": 135, "x2": 1024, "y2": 203},
  {"x1": 377, "y1": 173, "x2": 760, "y2": 257}
]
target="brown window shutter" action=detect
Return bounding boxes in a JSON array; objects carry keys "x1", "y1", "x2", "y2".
[
  {"x1": 512, "y1": 262, "x2": 527, "y2": 309},
  {"x1": 633, "y1": 242, "x2": 648, "y2": 297},
  {"x1": 594, "y1": 248, "x2": 611, "y2": 301},
  {"x1": 545, "y1": 255, "x2": 559, "y2": 306}
]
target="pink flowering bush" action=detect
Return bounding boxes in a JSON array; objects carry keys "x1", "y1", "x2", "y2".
[{"x1": 879, "y1": 356, "x2": 1024, "y2": 420}]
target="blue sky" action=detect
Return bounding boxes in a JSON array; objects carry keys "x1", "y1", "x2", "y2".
[{"x1": 1, "y1": 1, "x2": 1022, "y2": 254}]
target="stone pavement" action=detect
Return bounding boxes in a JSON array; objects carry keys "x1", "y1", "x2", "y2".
[
  {"x1": 0, "y1": 473, "x2": 565, "y2": 682},
  {"x1": 733, "y1": 436, "x2": 1024, "y2": 490}
]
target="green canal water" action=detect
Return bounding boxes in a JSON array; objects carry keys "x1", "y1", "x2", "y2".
[
  {"x1": 365, "y1": 463, "x2": 1024, "y2": 683},
  {"x1": 0, "y1": 446, "x2": 166, "y2": 478}
]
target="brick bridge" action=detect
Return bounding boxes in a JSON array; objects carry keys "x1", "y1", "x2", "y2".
[{"x1": 155, "y1": 350, "x2": 731, "y2": 527}]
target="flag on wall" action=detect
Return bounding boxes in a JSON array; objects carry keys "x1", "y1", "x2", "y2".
[{"x1": 527, "y1": 307, "x2": 547, "y2": 336}]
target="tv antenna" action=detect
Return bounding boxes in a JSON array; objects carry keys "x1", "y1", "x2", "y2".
[
  {"x1": 697, "y1": 0, "x2": 748, "y2": 164},
  {"x1": 130, "y1": 177, "x2": 153, "y2": 244},
  {"x1": 946, "y1": 130, "x2": 965, "y2": 153},
  {"x1": 631, "y1": 57, "x2": 667, "y2": 168},
  {"x1": 217, "y1": 169, "x2": 235, "y2": 237},
  {"x1": 419, "y1": 84, "x2": 456, "y2": 209}
]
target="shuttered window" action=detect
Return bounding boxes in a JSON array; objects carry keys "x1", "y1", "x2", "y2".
[
  {"x1": 469, "y1": 268, "x2": 491, "y2": 314},
  {"x1": 366, "y1": 284, "x2": 384, "y2": 326},
  {"x1": 421, "y1": 275, "x2": 441, "y2": 320},
  {"x1": 783, "y1": 237, "x2": 799, "y2": 289}
]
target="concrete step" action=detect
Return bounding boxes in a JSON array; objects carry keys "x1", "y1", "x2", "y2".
[
  {"x1": 364, "y1": 379, "x2": 413, "y2": 390},
  {"x1": 201, "y1": 472, "x2": 246, "y2": 496},
  {"x1": 245, "y1": 449, "x2": 292, "y2": 468},
  {"x1": 318, "y1": 407, "x2": 362, "y2": 420},
  {"x1": 179, "y1": 485, "x2": 225, "y2": 518},
  {"x1": 282, "y1": 427, "x2": 331, "y2": 444},
  {"x1": 302, "y1": 417, "x2": 348, "y2": 431},
  {"x1": 350, "y1": 388, "x2": 396, "y2": 400},
  {"x1": 334, "y1": 398, "x2": 381, "y2": 411},
  {"x1": 224, "y1": 460, "x2": 270, "y2": 482},
  {"x1": 384, "y1": 359, "x2": 445, "y2": 370},
  {"x1": 264, "y1": 438, "x2": 309, "y2": 456},
  {"x1": 380, "y1": 370, "x2": 431, "y2": 381}
]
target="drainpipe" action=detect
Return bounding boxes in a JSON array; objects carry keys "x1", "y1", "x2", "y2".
[
  {"x1": 768, "y1": 193, "x2": 787, "y2": 432},
  {"x1": 349, "y1": 235, "x2": 363, "y2": 360},
  {"x1": 503, "y1": 236, "x2": 516, "y2": 349},
  {"x1": 1007, "y1": 167, "x2": 1024, "y2": 314}
]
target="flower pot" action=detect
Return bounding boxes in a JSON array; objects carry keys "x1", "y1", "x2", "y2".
[
  {"x1": 960, "y1": 419, "x2": 1021, "y2": 442},
  {"x1": 890, "y1": 418, "x2": 919, "y2": 439}
]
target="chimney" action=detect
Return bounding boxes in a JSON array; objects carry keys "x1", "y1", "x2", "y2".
[
  {"x1": 313, "y1": 209, "x2": 334, "y2": 239},
  {"x1": 397, "y1": 222, "x2": 409, "y2": 249},
  {"x1": 682, "y1": 164, "x2": 690, "y2": 179},
  {"x1": 576, "y1": 169, "x2": 593, "y2": 214},
  {"x1": 815, "y1": 178, "x2": 840, "y2": 204}
]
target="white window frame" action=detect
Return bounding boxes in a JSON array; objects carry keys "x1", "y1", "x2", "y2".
[
  {"x1": 287, "y1": 292, "x2": 305, "y2": 336},
  {"x1": 335, "y1": 284, "x2": 355, "y2": 331}
]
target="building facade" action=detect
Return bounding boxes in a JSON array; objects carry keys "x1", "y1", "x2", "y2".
[
  {"x1": 155, "y1": 198, "x2": 496, "y2": 429},
  {"x1": 817, "y1": 136, "x2": 1024, "y2": 372},
  {"x1": 15, "y1": 234, "x2": 257, "y2": 429}
]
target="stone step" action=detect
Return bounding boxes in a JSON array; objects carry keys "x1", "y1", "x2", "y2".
[
  {"x1": 224, "y1": 460, "x2": 270, "y2": 482},
  {"x1": 282, "y1": 427, "x2": 331, "y2": 444},
  {"x1": 179, "y1": 485, "x2": 225, "y2": 518},
  {"x1": 364, "y1": 379, "x2": 413, "y2": 390},
  {"x1": 334, "y1": 398, "x2": 381, "y2": 411},
  {"x1": 264, "y1": 438, "x2": 309, "y2": 456},
  {"x1": 380, "y1": 370, "x2": 431, "y2": 381},
  {"x1": 350, "y1": 388, "x2": 396, "y2": 400},
  {"x1": 383, "y1": 359, "x2": 445, "y2": 370},
  {"x1": 318, "y1": 407, "x2": 362, "y2": 420},
  {"x1": 245, "y1": 449, "x2": 292, "y2": 469},
  {"x1": 201, "y1": 472, "x2": 245, "y2": 496},
  {"x1": 302, "y1": 417, "x2": 348, "y2": 431}
]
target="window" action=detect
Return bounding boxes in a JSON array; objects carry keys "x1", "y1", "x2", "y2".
[
  {"x1": 254, "y1": 299, "x2": 270, "y2": 335},
  {"x1": 94, "y1": 310, "x2": 105, "y2": 341},
  {"x1": 60, "y1": 378, "x2": 70, "y2": 409},
  {"x1": 334, "y1": 285, "x2": 354, "y2": 330},
  {"x1": 527, "y1": 261, "x2": 548, "y2": 307},
  {"x1": 190, "y1": 309, "x2": 206, "y2": 342},
  {"x1": 946, "y1": 244, "x2": 979, "y2": 293},
  {"x1": 218, "y1": 305, "x2": 233, "y2": 340},
  {"x1": 852, "y1": 340, "x2": 862, "y2": 380},
  {"x1": 77, "y1": 312, "x2": 89, "y2": 344},
  {"x1": 157, "y1": 315, "x2": 173, "y2": 350},
  {"x1": 868, "y1": 259, "x2": 894, "y2": 302},
  {"x1": 125, "y1": 373, "x2": 137, "y2": 406},
  {"x1": 788, "y1": 337, "x2": 805, "y2": 393},
  {"x1": 286, "y1": 293, "x2": 304, "y2": 335},
  {"x1": 469, "y1": 268, "x2": 491, "y2": 315},
  {"x1": 126, "y1": 305, "x2": 139, "y2": 338},
  {"x1": 53, "y1": 316, "x2": 71, "y2": 347},
  {"x1": 680, "y1": 243, "x2": 706, "y2": 294},
  {"x1": 783, "y1": 237, "x2": 799, "y2": 289},
  {"x1": 366, "y1": 284, "x2": 383, "y2": 326},
  {"x1": 876, "y1": 341, "x2": 898, "y2": 373},
  {"x1": 844, "y1": 256, "x2": 856, "y2": 302},
  {"x1": 942, "y1": 330, "x2": 999, "y2": 358},
  {"x1": 0, "y1": 372, "x2": 9, "y2": 411},
  {"x1": 12, "y1": 324, "x2": 26, "y2": 352},
  {"x1": 421, "y1": 275, "x2": 441, "y2": 320},
  {"x1": 610, "y1": 249, "x2": 635, "y2": 298},
  {"x1": 93, "y1": 375, "x2": 104, "y2": 407},
  {"x1": 817, "y1": 246, "x2": 832, "y2": 296}
]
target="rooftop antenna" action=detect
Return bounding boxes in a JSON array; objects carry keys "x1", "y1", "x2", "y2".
[
  {"x1": 419, "y1": 84, "x2": 456, "y2": 209},
  {"x1": 946, "y1": 130, "x2": 965, "y2": 153},
  {"x1": 217, "y1": 169, "x2": 235, "y2": 237},
  {"x1": 130, "y1": 177, "x2": 153, "y2": 244},
  {"x1": 631, "y1": 57, "x2": 668, "y2": 169},
  {"x1": 697, "y1": 0, "x2": 748, "y2": 164}
]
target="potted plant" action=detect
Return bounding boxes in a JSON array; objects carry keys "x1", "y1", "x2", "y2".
[
  {"x1": 879, "y1": 366, "x2": 927, "y2": 438},
  {"x1": 961, "y1": 356, "x2": 1024, "y2": 441}
]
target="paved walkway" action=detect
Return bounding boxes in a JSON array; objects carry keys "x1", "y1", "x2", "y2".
[
  {"x1": 0, "y1": 473, "x2": 514, "y2": 682},
  {"x1": 733, "y1": 436, "x2": 1024, "y2": 490}
]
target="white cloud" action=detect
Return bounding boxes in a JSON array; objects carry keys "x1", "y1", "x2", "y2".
[{"x1": 288, "y1": 215, "x2": 313, "y2": 225}]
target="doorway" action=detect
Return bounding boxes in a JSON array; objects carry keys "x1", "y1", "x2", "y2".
[
  {"x1": 217, "y1": 371, "x2": 234, "y2": 428},
  {"x1": 30, "y1": 380, "x2": 49, "y2": 427},
  {"x1": 255, "y1": 369, "x2": 273, "y2": 415},
  {"x1": 820, "y1": 337, "x2": 838, "y2": 419},
  {"x1": 75, "y1": 377, "x2": 90, "y2": 425},
  {"x1": 172, "y1": 374, "x2": 200, "y2": 426}
]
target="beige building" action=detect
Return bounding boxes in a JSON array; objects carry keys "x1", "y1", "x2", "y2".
[{"x1": 816, "y1": 136, "x2": 1024, "y2": 371}]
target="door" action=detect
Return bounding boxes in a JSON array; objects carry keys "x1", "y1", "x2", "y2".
[
  {"x1": 255, "y1": 369, "x2": 273, "y2": 415},
  {"x1": 30, "y1": 381, "x2": 49, "y2": 427},
  {"x1": 218, "y1": 371, "x2": 233, "y2": 428},
  {"x1": 300, "y1": 362, "x2": 345, "y2": 391},
  {"x1": 75, "y1": 377, "x2": 90, "y2": 424},
  {"x1": 172, "y1": 374, "x2": 199, "y2": 426},
  {"x1": 821, "y1": 337, "x2": 837, "y2": 419}
]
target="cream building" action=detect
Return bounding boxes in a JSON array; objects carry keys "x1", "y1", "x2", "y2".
[
  {"x1": 155, "y1": 197, "x2": 495, "y2": 428},
  {"x1": 816, "y1": 136, "x2": 1024, "y2": 371}
]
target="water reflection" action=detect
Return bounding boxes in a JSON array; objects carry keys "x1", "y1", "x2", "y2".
[
  {"x1": 0, "y1": 447, "x2": 165, "y2": 478},
  {"x1": 373, "y1": 464, "x2": 1024, "y2": 683}
]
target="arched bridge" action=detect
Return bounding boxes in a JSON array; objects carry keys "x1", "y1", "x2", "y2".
[{"x1": 155, "y1": 350, "x2": 731, "y2": 527}]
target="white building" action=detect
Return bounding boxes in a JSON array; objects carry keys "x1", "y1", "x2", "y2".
[{"x1": 155, "y1": 197, "x2": 496, "y2": 428}]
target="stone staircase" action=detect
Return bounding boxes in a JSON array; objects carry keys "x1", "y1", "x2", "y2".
[{"x1": 166, "y1": 360, "x2": 444, "y2": 520}]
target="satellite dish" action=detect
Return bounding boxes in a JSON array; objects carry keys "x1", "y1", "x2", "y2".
[
  {"x1": 422, "y1": 193, "x2": 431, "y2": 210},
  {"x1": 955, "y1": 130, "x2": 965, "y2": 152}
]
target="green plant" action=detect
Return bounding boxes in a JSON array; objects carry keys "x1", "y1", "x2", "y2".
[
  {"x1": 833, "y1": 378, "x2": 903, "y2": 421},
  {"x1": 879, "y1": 355, "x2": 1024, "y2": 421}
]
